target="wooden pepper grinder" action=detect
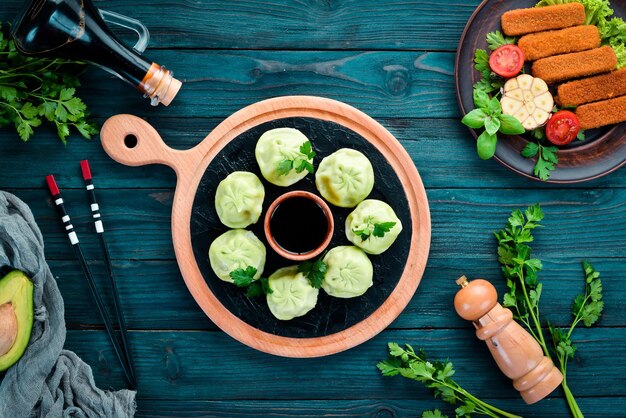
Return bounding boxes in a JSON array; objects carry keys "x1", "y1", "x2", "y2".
[{"x1": 454, "y1": 276, "x2": 563, "y2": 404}]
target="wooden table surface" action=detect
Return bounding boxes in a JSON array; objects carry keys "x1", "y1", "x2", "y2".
[{"x1": 1, "y1": 1, "x2": 625, "y2": 416}]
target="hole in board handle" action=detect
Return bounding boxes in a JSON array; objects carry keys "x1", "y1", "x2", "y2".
[{"x1": 124, "y1": 134, "x2": 138, "y2": 148}]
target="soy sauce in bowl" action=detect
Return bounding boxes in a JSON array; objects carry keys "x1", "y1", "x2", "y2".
[{"x1": 264, "y1": 191, "x2": 334, "y2": 261}]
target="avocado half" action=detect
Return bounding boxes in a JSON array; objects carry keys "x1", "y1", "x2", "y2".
[{"x1": 0, "y1": 270, "x2": 34, "y2": 371}]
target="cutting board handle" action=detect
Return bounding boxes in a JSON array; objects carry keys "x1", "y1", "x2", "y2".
[{"x1": 100, "y1": 114, "x2": 189, "y2": 170}]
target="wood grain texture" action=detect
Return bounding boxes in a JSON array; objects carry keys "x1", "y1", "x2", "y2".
[
  {"x1": 15, "y1": 187, "x2": 624, "y2": 261},
  {"x1": 54, "y1": 258, "x2": 626, "y2": 330},
  {"x1": 2, "y1": 118, "x2": 625, "y2": 190},
  {"x1": 134, "y1": 398, "x2": 626, "y2": 417},
  {"x1": 1, "y1": 0, "x2": 480, "y2": 51},
  {"x1": 65, "y1": 328, "x2": 626, "y2": 399},
  {"x1": 0, "y1": 50, "x2": 456, "y2": 119},
  {"x1": 99, "y1": 97, "x2": 431, "y2": 357}
]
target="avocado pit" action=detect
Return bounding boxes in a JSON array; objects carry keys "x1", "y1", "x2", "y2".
[{"x1": 0, "y1": 303, "x2": 18, "y2": 356}]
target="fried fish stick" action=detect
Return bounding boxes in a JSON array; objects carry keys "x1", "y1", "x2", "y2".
[
  {"x1": 557, "y1": 69, "x2": 626, "y2": 107},
  {"x1": 501, "y1": 3, "x2": 586, "y2": 36},
  {"x1": 576, "y1": 95, "x2": 626, "y2": 130},
  {"x1": 519, "y1": 26, "x2": 601, "y2": 61},
  {"x1": 532, "y1": 46, "x2": 617, "y2": 84}
]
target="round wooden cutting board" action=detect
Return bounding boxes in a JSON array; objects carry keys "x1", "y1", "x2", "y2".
[{"x1": 100, "y1": 96, "x2": 431, "y2": 357}]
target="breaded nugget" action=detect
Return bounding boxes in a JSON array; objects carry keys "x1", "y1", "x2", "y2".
[
  {"x1": 557, "y1": 69, "x2": 626, "y2": 107},
  {"x1": 501, "y1": 3, "x2": 585, "y2": 36},
  {"x1": 576, "y1": 95, "x2": 626, "y2": 129},
  {"x1": 532, "y1": 46, "x2": 617, "y2": 84},
  {"x1": 519, "y1": 26, "x2": 601, "y2": 61}
]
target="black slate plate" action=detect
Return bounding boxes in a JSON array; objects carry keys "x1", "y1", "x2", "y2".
[
  {"x1": 456, "y1": 0, "x2": 626, "y2": 183},
  {"x1": 190, "y1": 117, "x2": 411, "y2": 338}
]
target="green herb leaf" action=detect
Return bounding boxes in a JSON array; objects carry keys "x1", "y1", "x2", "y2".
[
  {"x1": 422, "y1": 410, "x2": 449, "y2": 418},
  {"x1": 473, "y1": 89, "x2": 490, "y2": 109},
  {"x1": 275, "y1": 141, "x2": 316, "y2": 175},
  {"x1": 461, "y1": 109, "x2": 488, "y2": 129},
  {"x1": 521, "y1": 142, "x2": 539, "y2": 158},
  {"x1": 352, "y1": 217, "x2": 397, "y2": 241},
  {"x1": 486, "y1": 30, "x2": 517, "y2": 50},
  {"x1": 476, "y1": 130, "x2": 497, "y2": 160},
  {"x1": 484, "y1": 116, "x2": 501, "y2": 135},
  {"x1": 230, "y1": 266, "x2": 272, "y2": 297},
  {"x1": 297, "y1": 258, "x2": 327, "y2": 289},
  {"x1": 498, "y1": 114, "x2": 526, "y2": 135}
]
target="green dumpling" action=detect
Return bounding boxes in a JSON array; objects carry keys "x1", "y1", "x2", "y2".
[
  {"x1": 266, "y1": 266, "x2": 319, "y2": 320},
  {"x1": 215, "y1": 171, "x2": 265, "y2": 228},
  {"x1": 255, "y1": 128, "x2": 313, "y2": 187},
  {"x1": 315, "y1": 148, "x2": 374, "y2": 208},
  {"x1": 345, "y1": 199, "x2": 403, "y2": 255},
  {"x1": 209, "y1": 229, "x2": 266, "y2": 282},
  {"x1": 322, "y1": 246, "x2": 373, "y2": 298}
]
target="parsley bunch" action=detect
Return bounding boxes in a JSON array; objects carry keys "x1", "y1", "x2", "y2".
[
  {"x1": 496, "y1": 204, "x2": 604, "y2": 418},
  {"x1": 352, "y1": 217, "x2": 397, "y2": 241},
  {"x1": 229, "y1": 266, "x2": 272, "y2": 297},
  {"x1": 378, "y1": 343, "x2": 520, "y2": 418},
  {"x1": 0, "y1": 22, "x2": 97, "y2": 143},
  {"x1": 276, "y1": 141, "x2": 316, "y2": 176}
]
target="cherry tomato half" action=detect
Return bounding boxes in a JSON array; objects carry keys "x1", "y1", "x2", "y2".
[
  {"x1": 546, "y1": 110, "x2": 581, "y2": 146},
  {"x1": 489, "y1": 45, "x2": 525, "y2": 78}
]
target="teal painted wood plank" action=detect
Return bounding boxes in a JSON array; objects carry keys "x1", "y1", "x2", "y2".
[
  {"x1": 0, "y1": 50, "x2": 457, "y2": 119},
  {"x1": 1, "y1": 0, "x2": 480, "y2": 51},
  {"x1": 1, "y1": 118, "x2": 624, "y2": 190},
  {"x1": 53, "y1": 258, "x2": 626, "y2": 330},
  {"x1": 10, "y1": 188, "x2": 624, "y2": 260},
  {"x1": 65, "y1": 328, "x2": 626, "y2": 400},
  {"x1": 134, "y1": 398, "x2": 626, "y2": 417}
]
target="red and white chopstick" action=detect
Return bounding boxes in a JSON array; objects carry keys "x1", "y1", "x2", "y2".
[
  {"x1": 80, "y1": 160, "x2": 136, "y2": 385},
  {"x1": 46, "y1": 174, "x2": 137, "y2": 389}
]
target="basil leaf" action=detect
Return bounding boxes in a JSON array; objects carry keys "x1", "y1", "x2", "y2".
[
  {"x1": 487, "y1": 97, "x2": 502, "y2": 115},
  {"x1": 498, "y1": 114, "x2": 526, "y2": 135},
  {"x1": 461, "y1": 109, "x2": 488, "y2": 129},
  {"x1": 476, "y1": 131, "x2": 497, "y2": 160},
  {"x1": 484, "y1": 117, "x2": 501, "y2": 135},
  {"x1": 473, "y1": 89, "x2": 490, "y2": 109}
]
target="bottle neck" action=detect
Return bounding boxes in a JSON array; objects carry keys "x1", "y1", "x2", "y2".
[{"x1": 139, "y1": 63, "x2": 183, "y2": 106}]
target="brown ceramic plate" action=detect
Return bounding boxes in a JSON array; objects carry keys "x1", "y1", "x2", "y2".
[{"x1": 456, "y1": 0, "x2": 626, "y2": 183}]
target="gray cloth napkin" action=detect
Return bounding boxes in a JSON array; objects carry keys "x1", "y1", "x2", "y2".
[{"x1": 0, "y1": 191, "x2": 136, "y2": 418}]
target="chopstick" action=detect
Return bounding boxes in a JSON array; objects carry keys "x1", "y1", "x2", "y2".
[
  {"x1": 46, "y1": 175, "x2": 137, "y2": 389},
  {"x1": 79, "y1": 160, "x2": 136, "y2": 384}
]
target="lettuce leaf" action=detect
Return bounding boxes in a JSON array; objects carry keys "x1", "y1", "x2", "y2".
[
  {"x1": 535, "y1": 0, "x2": 613, "y2": 26},
  {"x1": 613, "y1": 43, "x2": 626, "y2": 69},
  {"x1": 600, "y1": 17, "x2": 626, "y2": 45}
]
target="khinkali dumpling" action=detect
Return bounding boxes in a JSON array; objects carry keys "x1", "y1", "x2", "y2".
[
  {"x1": 315, "y1": 148, "x2": 374, "y2": 208},
  {"x1": 255, "y1": 128, "x2": 314, "y2": 187},
  {"x1": 215, "y1": 171, "x2": 265, "y2": 228},
  {"x1": 322, "y1": 246, "x2": 373, "y2": 298},
  {"x1": 266, "y1": 266, "x2": 319, "y2": 320},
  {"x1": 209, "y1": 229, "x2": 266, "y2": 282},
  {"x1": 345, "y1": 199, "x2": 403, "y2": 255}
]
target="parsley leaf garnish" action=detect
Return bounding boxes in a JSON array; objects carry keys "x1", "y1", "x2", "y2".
[
  {"x1": 352, "y1": 217, "x2": 397, "y2": 241},
  {"x1": 521, "y1": 142, "x2": 558, "y2": 181},
  {"x1": 486, "y1": 30, "x2": 517, "y2": 50},
  {"x1": 297, "y1": 257, "x2": 327, "y2": 289},
  {"x1": 229, "y1": 266, "x2": 272, "y2": 297},
  {"x1": 0, "y1": 22, "x2": 97, "y2": 143},
  {"x1": 276, "y1": 141, "x2": 316, "y2": 176}
]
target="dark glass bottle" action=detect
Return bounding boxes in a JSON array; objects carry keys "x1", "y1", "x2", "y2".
[{"x1": 12, "y1": 0, "x2": 181, "y2": 106}]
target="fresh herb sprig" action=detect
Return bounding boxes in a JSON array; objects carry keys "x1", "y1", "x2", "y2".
[
  {"x1": 486, "y1": 30, "x2": 516, "y2": 50},
  {"x1": 297, "y1": 257, "x2": 327, "y2": 289},
  {"x1": 462, "y1": 90, "x2": 525, "y2": 160},
  {"x1": 352, "y1": 216, "x2": 397, "y2": 241},
  {"x1": 276, "y1": 141, "x2": 316, "y2": 176},
  {"x1": 495, "y1": 204, "x2": 604, "y2": 418},
  {"x1": 0, "y1": 22, "x2": 97, "y2": 143},
  {"x1": 229, "y1": 266, "x2": 272, "y2": 297},
  {"x1": 521, "y1": 142, "x2": 559, "y2": 181},
  {"x1": 378, "y1": 343, "x2": 521, "y2": 418},
  {"x1": 472, "y1": 48, "x2": 505, "y2": 96}
]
